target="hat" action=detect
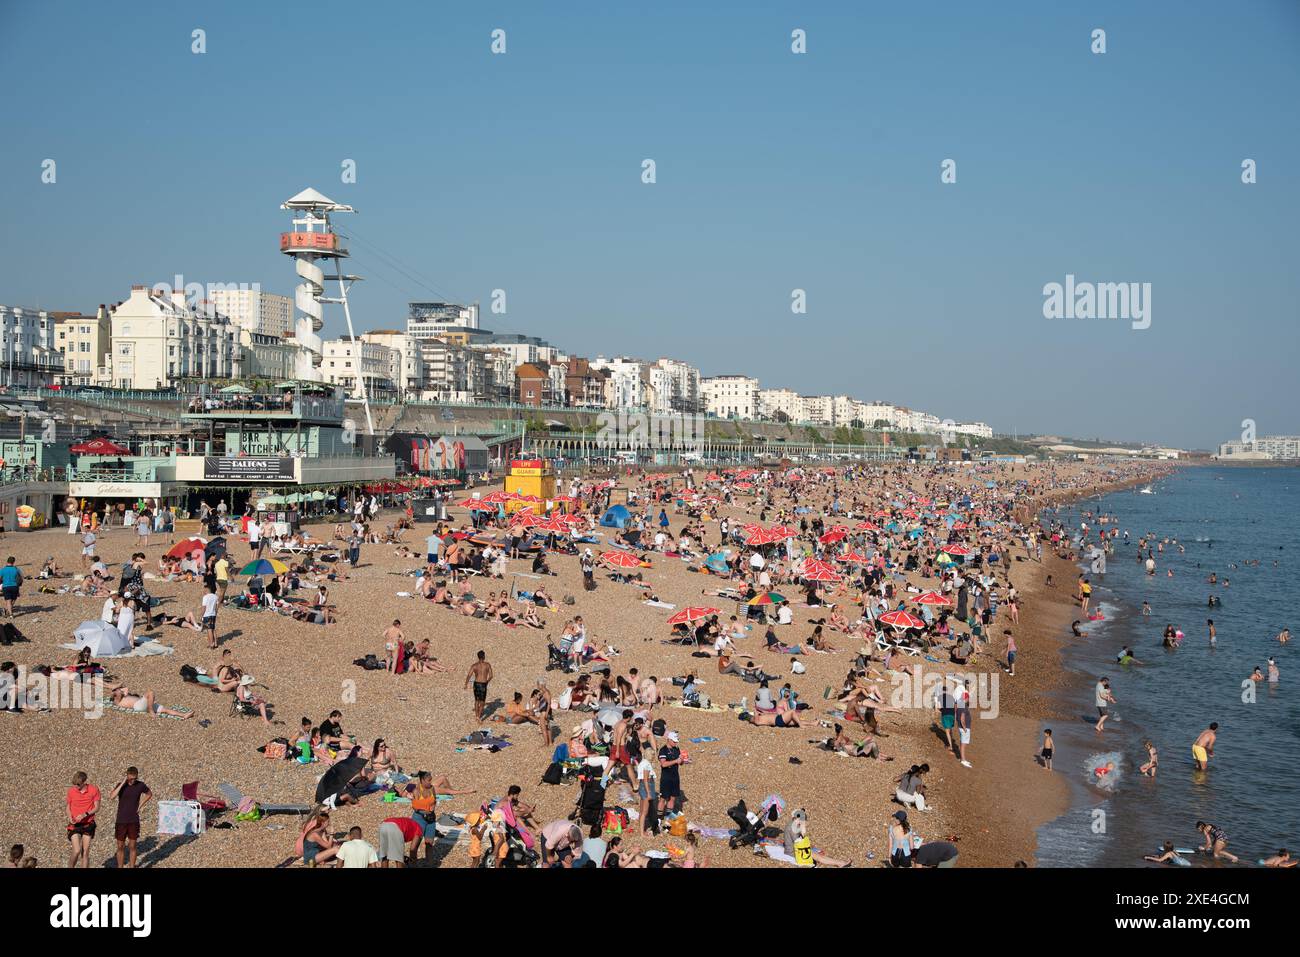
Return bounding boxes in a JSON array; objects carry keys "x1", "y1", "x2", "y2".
[
  {"x1": 666, "y1": 731, "x2": 679, "y2": 742},
  {"x1": 239, "y1": 675, "x2": 255, "y2": 686}
]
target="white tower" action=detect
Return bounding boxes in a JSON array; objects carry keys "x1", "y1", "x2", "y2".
[{"x1": 279, "y1": 187, "x2": 372, "y2": 432}]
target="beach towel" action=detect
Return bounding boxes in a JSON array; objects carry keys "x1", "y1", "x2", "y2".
[
  {"x1": 60, "y1": 640, "x2": 175, "y2": 659},
  {"x1": 671, "y1": 700, "x2": 726, "y2": 715},
  {"x1": 643, "y1": 600, "x2": 676, "y2": 609}
]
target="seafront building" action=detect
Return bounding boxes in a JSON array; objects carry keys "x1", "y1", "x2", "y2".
[
  {"x1": 1217, "y1": 435, "x2": 1300, "y2": 460},
  {"x1": 106, "y1": 286, "x2": 238, "y2": 389},
  {"x1": 0, "y1": 304, "x2": 64, "y2": 389},
  {"x1": 53, "y1": 307, "x2": 113, "y2": 387},
  {"x1": 206, "y1": 288, "x2": 293, "y2": 339},
  {"x1": 702, "y1": 375, "x2": 760, "y2": 420}
]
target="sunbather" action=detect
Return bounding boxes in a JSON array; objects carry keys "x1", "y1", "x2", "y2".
[{"x1": 109, "y1": 685, "x2": 192, "y2": 719}]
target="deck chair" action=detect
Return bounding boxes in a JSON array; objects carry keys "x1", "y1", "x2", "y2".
[
  {"x1": 181, "y1": 781, "x2": 228, "y2": 821},
  {"x1": 217, "y1": 782, "x2": 311, "y2": 819}
]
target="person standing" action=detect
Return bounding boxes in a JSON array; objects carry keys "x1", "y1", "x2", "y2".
[
  {"x1": 111, "y1": 766, "x2": 151, "y2": 868},
  {"x1": 657, "y1": 730, "x2": 684, "y2": 817},
  {"x1": 0, "y1": 557, "x2": 22, "y2": 618},
  {"x1": 247, "y1": 515, "x2": 262, "y2": 558},
  {"x1": 955, "y1": 681, "x2": 973, "y2": 768},
  {"x1": 215, "y1": 552, "x2": 230, "y2": 604},
  {"x1": 201, "y1": 582, "x2": 220, "y2": 650},
  {"x1": 464, "y1": 650, "x2": 493, "y2": 721},
  {"x1": 66, "y1": 771, "x2": 100, "y2": 868},
  {"x1": 348, "y1": 530, "x2": 362, "y2": 568},
  {"x1": 1095, "y1": 676, "x2": 1116, "y2": 733}
]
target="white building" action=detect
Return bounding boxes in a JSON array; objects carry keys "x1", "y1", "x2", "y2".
[
  {"x1": 702, "y1": 375, "x2": 760, "y2": 420},
  {"x1": 107, "y1": 286, "x2": 237, "y2": 389},
  {"x1": 322, "y1": 336, "x2": 397, "y2": 399},
  {"x1": 802, "y1": 395, "x2": 834, "y2": 426},
  {"x1": 831, "y1": 395, "x2": 858, "y2": 427},
  {"x1": 417, "y1": 337, "x2": 486, "y2": 402},
  {"x1": 0, "y1": 304, "x2": 63, "y2": 389},
  {"x1": 406, "y1": 302, "x2": 480, "y2": 339},
  {"x1": 759, "y1": 388, "x2": 806, "y2": 422},
  {"x1": 54, "y1": 307, "x2": 113, "y2": 386},
  {"x1": 592, "y1": 356, "x2": 646, "y2": 410},
  {"x1": 361, "y1": 330, "x2": 424, "y2": 397},
  {"x1": 651, "y1": 357, "x2": 701, "y2": 413},
  {"x1": 954, "y1": 421, "x2": 994, "y2": 439},
  {"x1": 1218, "y1": 435, "x2": 1300, "y2": 460},
  {"x1": 237, "y1": 329, "x2": 300, "y2": 381},
  {"x1": 206, "y1": 287, "x2": 293, "y2": 339}
]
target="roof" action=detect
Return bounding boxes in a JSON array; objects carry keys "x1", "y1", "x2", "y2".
[{"x1": 282, "y1": 187, "x2": 354, "y2": 212}]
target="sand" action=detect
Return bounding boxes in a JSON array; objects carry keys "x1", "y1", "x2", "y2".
[{"x1": 0, "y1": 459, "x2": 1166, "y2": 868}]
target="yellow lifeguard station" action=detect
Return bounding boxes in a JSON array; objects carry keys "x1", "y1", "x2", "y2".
[{"x1": 504, "y1": 458, "x2": 556, "y2": 508}]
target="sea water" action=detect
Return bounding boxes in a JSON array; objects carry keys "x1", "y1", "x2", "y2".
[{"x1": 1035, "y1": 466, "x2": 1299, "y2": 867}]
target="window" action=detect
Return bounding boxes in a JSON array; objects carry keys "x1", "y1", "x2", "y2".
[{"x1": 79, "y1": 342, "x2": 90, "y2": 352}]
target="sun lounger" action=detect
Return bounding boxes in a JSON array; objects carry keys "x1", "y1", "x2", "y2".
[{"x1": 218, "y1": 782, "x2": 311, "y2": 817}]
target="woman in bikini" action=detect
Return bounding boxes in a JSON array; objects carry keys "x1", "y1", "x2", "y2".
[{"x1": 109, "y1": 685, "x2": 192, "y2": 719}]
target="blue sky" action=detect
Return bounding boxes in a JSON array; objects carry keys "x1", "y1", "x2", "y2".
[{"x1": 2, "y1": 0, "x2": 1296, "y2": 449}]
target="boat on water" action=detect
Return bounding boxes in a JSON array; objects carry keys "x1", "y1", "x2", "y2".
[{"x1": 1138, "y1": 485, "x2": 1154, "y2": 494}]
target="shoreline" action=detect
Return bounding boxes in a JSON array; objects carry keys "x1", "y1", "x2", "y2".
[{"x1": 945, "y1": 467, "x2": 1176, "y2": 866}]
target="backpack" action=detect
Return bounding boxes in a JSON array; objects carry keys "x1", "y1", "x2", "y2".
[
  {"x1": 602, "y1": 807, "x2": 629, "y2": 834},
  {"x1": 540, "y1": 762, "x2": 563, "y2": 785},
  {"x1": 651, "y1": 718, "x2": 667, "y2": 737},
  {"x1": 179, "y1": 664, "x2": 199, "y2": 682}
]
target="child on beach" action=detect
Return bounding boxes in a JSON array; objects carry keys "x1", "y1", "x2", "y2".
[
  {"x1": 1040, "y1": 729, "x2": 1053, "y2": 770},
  {"x1": 1140, "y1": 740, "x2": 1158, "y2": 777}
]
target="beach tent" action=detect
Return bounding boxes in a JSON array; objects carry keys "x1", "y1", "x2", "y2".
[
  {"x1": 74, "y1": 620, "x2": 130, "y2": 657},
  {"x1": 704, "y1": 552, "x2": 730, "y2": 574},
  {"x1": 204, "y1": 536, "x2": 228, "y2": 562},
  {"x1": 599, "y1": 504, "x2": 631, "y2": 528}
]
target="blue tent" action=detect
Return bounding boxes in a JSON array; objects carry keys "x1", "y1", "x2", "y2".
[
  {"x1": 599, "y1": 504, "x2": 631, "y2": 528},
  {"x1": 704, "y1": 552, "x2": 731, "y2": 573}
]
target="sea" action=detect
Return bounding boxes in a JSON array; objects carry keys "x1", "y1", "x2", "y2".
[{"x1": 1034, "y1": 466, "x2": 1299, "y2": 868}]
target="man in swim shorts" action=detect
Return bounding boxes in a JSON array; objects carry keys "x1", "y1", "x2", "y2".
[
  {"x1": 464, "y1": 650, "x2": 493, "y2": 721},
  {"x1": 1192, "y1": 722, "x2": 1217, "y2": 770}
]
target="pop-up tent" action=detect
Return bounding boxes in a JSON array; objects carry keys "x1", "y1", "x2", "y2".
[{"x1": 599, "y1": 504, "x2": 631, "y2": 528}]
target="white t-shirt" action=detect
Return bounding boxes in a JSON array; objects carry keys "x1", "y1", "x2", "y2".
[
  {"x1": 337, "y1": 838, "x2": 378, "y2": 868},
  {"x1": 201, "y1": 592, "x2": 219, "y2": 618},
  {"x1": 636, "y1": 757, "x2": 656, "y2": 784},
  {"x1": 777, "y1": 605, "x2": 793, "y2": 625},
  {"x1": 101, "y1": 598, "x2": 116, "y2": 623},
  {"x1": 248, "y1": 523, "x2": 261, "y2": 543}
]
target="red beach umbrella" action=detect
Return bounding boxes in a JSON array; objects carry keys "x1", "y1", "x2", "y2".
[
  {"x1": 878, "y1": 610, "x2": 926, "y2": 629},
  {"x1": 602, "y1": 551, "x2": 643, "y2": 568},
  {"x1": 666, "y1": 606, "x2": 720, "y2": 626},
  {"x1": 802, "y1": 559, "x2": 842, "y2": 582}
]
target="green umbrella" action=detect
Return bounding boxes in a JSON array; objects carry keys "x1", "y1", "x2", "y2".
[
  {"x1": 272, "y1": 381, "x2": 298, "y2": 389},
  {"x1": 310, "y1": 490, "x2": 327, "y2": 500},
  {"x1": 258, "y1": 495, "x2": 283, "y2": 507},
  {"x1": 219, "y1": 384, "x2": 252, "y2": 394}
]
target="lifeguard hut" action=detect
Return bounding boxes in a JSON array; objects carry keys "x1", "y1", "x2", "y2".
[{"x1": 504, "y1": 458, "x2": 555, "y2": 503}]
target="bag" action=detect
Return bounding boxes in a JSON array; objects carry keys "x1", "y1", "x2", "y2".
[
  {"x1": 563, "y1": 594, "x2": 576, "y2": 604},
  {"x1": 235, "y1": 799, "x2": 263, "y2": 822},
  {"x1": 263, "y1": 742, "x2": 288, "y2": 760},
  {"x1": 669, "y1": 815, "x2": 688, "y2": 837},
  {"x1": 362, "y1": 654, "x2": 382, "y2": 671},
  {"x1": 651, "y1": 718, "x2": 666, "y2": 737},
  {"x1": 179, "y1": 664, "x2": 199, "y2": 682},
  {"x1": 601, "y1": 807, "x2": 629, "y2": 835},
  {"x1": 540, "y1": 762, "x2": 563, "y2": 785}
]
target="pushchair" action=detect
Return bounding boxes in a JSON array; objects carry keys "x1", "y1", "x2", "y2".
[
  {"x1": 727, "y1": 799, "x2": 764, "y2": 849},
  {"x1": 544, "y1": 643, "x2": 570, "y2": 673},
  {"x1": 496, "y1": 819, "x2": 539, "y2": 868}
]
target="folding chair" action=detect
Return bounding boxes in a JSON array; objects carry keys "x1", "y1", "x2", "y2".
[{"x1": 181, "y1": 781, "x2": 228, "y2": 822}]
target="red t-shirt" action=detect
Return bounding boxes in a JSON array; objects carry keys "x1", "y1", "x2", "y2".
[
  {"x1": 67, "y1": 784, "x2": 101, "y2": 823},
  {"x1": 384, "y1": 817, "x2": 422, "y2": 841}
]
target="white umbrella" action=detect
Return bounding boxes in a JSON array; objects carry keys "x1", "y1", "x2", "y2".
[{"x1": 74, "y1": 620, "x2": 130, "y2": 657}]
